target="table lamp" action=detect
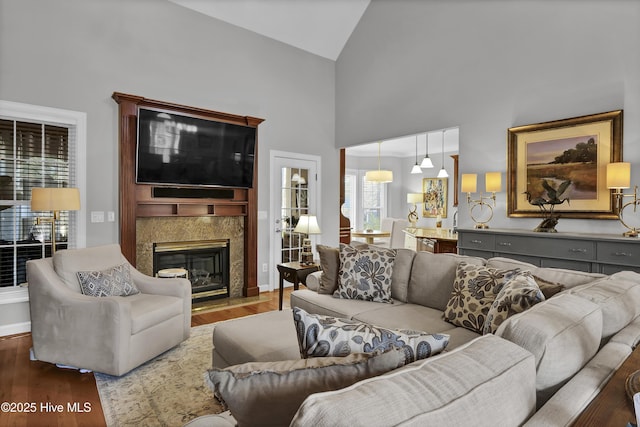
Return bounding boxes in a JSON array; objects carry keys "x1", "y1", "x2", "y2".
[
  {"x1": 31, "y1": 187, "x2": 81, "y2": 253},
  {"x1": 407, "y1": 193, "x2": 423, "y2": 227},
  {"x1": 293, "y1": 214, "x2": 321, "y2": 265}
]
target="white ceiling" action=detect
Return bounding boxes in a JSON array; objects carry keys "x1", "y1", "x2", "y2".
[
  {"x1": 347, "y1": 128, "x2": 460, "y2": 158},
  {"x1": 168, "y1": 0, "x2": 370, "y2": 61}
]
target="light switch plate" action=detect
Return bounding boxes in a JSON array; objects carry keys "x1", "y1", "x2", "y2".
[{"x1": 91, "y1": 211, "x2": 105, "y2": 223}]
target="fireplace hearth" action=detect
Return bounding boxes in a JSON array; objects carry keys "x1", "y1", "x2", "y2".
[{"x1": 153, "y1": 240, "x2": 229, "y2": 301}]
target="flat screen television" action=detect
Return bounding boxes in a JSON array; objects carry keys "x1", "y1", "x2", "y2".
[{"x1": 136, "y1": 107, "x2": 256, "y2": 188}]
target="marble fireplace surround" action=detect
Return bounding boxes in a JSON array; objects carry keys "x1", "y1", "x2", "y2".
[{"x1": 136, "y1": 216, "x2": 245, "y2": 298}]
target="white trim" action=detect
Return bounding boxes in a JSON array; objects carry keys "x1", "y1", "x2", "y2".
[
  {"x1": 0, "y1": 100, "x2": 87, "y2": 306},
  {"x1": 0, "y1": 287, "x2": 29, "y2": 304},
  {"x1": 0, "y1": 321, "x2": 31, "y2": 337}
]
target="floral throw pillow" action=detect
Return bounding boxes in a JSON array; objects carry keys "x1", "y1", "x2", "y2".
[
  {"x1": 76, "y1": 263, "x2": 139, "y2": 297},
  {"x1": 333, "y1": 243, "x2": 396, "y2": 303},
  {"x1": 293, "y1": 307, "x2": 449, "y2": 364},
  {"x1": 483, "y1": 274, "x2": 546, "y2": 334},
  {"x1": 443, "y1": 262, "x2": 524, "y2": 334}
]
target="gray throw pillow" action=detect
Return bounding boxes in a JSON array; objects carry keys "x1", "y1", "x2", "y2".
[
  {"x1": 76, "y1": 263, "x2": 139, "y2": 297},
  {"x1": 206, "y1": 349, "x2": 406, "y2": 427},
  {"x1": 316, "y1": 244, "x2": 340, "y2": 294},
  {"x1": 293, "y1": 307, "x2": 449, "y2": 364}
]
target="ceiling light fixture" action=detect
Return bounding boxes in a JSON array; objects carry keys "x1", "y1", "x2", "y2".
[
  {"x1": 365, "y1": 142, "x2": 393, "y2": 183},
  {"x1": 411, "y1": 135, "x2": 422, "y2": 174},
  {"x1": 420, "y1": 133, "x2": 434, "y2": 168},
  {"x1": 437, "y1": 130, "x2": 449, "y2": 178}
]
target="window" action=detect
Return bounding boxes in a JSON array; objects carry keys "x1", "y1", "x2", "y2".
[
  {"x1": 0, "y1": 101, "x2": 86, "y2": 292},
  {"x1": 345, "y1": 169, "x2": 387, "y2": 231}
]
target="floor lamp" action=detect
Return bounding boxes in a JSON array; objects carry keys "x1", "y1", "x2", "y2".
[{"x1": 31, "y1": 188, "x2": 81, "y2": 254}]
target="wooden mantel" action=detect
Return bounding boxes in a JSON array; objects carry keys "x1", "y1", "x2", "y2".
[{"x1": 112, "y1": 92, "x2": 264, "y2": 297}]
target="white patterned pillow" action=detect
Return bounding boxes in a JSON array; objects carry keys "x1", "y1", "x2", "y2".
[
  {"x1": 333, "y1": 243, "x2": 396, "y2": 303},
  {"x1": 483, "y1": 274, "x2": 545, "y2": 334},
  {"x1": 293, "y1": 307, "x2": 449, "y2": 364},
  {"x1": 76, "y1": 263, "x2": 139, "y2": 297}
]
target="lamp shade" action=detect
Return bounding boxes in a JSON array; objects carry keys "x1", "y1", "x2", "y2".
[
  {"x1": 407, "y1": 193, "x2": 423, "y2": 204},
  {"x1": 31, "y1": 188, "x2": 80, "y2": 211},
  {"x1": 461, "y1": 174, "x2": 477, "y2": 193},
  {"x1": 606, "y1": 162, "x2": 631, "y2": 189},
  {"x1": 365, "y1": 169, "x2": 393, "y2": 183},
  {"x1": 420, "y1": 156, "x2": 434, "y2": 168},
  {"x1": 485, "y1": 172, "x2": 502, "y2": 192},
  {"x1": 410, "y1": 164, "x2": 422, "y2": 174},
  {"x1": 294, "y1": 214, "x2": 321, "y2": 235}
]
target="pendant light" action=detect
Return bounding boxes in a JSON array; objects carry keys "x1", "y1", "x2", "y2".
[
  {"x1": 437, "y1": 129, "x2": 449, "y2": 178},
  {"x1": 420, "y1": 133, "x2": 434, "y2": 168},
  {"x1": 365, "y1": 142, "x2": 393, "y2": 183},
  {"x1": 411, "y1": 135, "x2": 422, "y2": 174}
]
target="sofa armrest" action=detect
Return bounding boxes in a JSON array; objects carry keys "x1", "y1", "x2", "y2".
[{"x1": 305, "y1": 271, "x2": 323, "y2": 292}]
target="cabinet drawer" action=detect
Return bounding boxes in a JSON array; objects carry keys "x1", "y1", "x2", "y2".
[
  {"x1": 459, "y1": 232, "x2": 495, "y2": 250},
  {"x1": 539, "y1": 239, "x2": 595, "y2": 261},
  {"x1": 597, "y1": 241, "x2": 640, "y2": 267}
]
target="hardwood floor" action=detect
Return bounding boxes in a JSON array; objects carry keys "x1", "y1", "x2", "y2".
[{"x1": 0, "y1": 289, "x2": 288, "y2": 427}]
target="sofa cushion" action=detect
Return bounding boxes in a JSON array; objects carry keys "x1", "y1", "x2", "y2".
[
  {"x1": 564, "y1": 271, "x2": 640, "y2": 342},
  {"x1": 483, "y1": 273, "x2": 545, "y2": 334},
  {"x1": 496, "y1": 293, "x2": 603, "y2": 404},
  {"x1": 407, "y1": 252, "x2": 486, "y2": 311},
  {"x1": 388, "y1": 248, "x2": 416, "y2": 302},
  {"x1": 443, "y1": 263, "x2": 524, "y2": 334},
  {"x1": 291, "y1": 334, "x2": 536, "y2": 427},
  {"x1": 291, "y1": 289, "x2": 406, "y2": 319},
  {"x1": 206, "y1": 349, "x2": 406, "y2": 427},
  {"x1": 487, "y1": 257, "x2": 604, "y2": 289},
  {"x1": 293, "y1": 307, "x2": 449, "y2": 364},
  {"x1": 77, "y1": 263, "x2": 140, "y2": 297},
  {"x1": 316, "y1": 244, "x2": 340, "y2": 294},
  {"x1": 334, "y1": 243, "x2": 396, "y2": 303}
]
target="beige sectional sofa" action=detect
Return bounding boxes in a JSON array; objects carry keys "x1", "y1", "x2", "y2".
[{"x1": 199, "y1": 248, "x2": 640, "y2": 426}]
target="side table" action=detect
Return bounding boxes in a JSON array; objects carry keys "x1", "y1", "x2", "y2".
[{"x1": 277, "y1": 262, "x2": 319, "y2": 310}]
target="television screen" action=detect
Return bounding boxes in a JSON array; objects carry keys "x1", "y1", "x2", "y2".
[{"x1": 136, "y1": 107, "x2": 256, "y2": 188}]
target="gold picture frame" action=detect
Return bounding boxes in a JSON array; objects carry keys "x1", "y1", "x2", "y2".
[
  {"x1": 422, "y1": 178, "x2": 447, "y2": 218},
  {"x1": 507, "y1": 110, "x2": 622, "y2": 219}
]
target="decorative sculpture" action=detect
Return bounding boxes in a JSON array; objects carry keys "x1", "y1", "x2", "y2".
[{"x1": 524, "y1": 179, "x2": 571, "y2": 233}]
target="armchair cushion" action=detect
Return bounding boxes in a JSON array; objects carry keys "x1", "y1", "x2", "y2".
[
  {"x1": 77, "y1": 263, "x2": 140, "y2": 297},
  {"x1": 53, "y1": 244, "x2": 127, "y2": 292}
]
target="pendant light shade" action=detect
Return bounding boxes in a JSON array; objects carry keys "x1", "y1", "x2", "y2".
[
  {"x1": 420, "y1": 133, "x2": 434, "y2": 168},
  {"x1": 411, "y1": 135, "x2": 422, "y2": 174},
  {"x1": 365, "y1": 142, "x2": 393, "y2": 183},
  {"x1": 437, "y1": 130, "x2": 449, "y2": 178}
]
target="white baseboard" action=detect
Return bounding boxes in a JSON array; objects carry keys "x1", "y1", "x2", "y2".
[
  {"x1": 0, "y1": 321, "x2": 31, "y2": 337},
  {"x1": 258, "y1": 283, "x2": 271, "y2": 293}
]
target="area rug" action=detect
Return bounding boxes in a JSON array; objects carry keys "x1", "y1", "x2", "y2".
[{"x1": 95, "y1": 323, "x2": 222, "y2": 426}]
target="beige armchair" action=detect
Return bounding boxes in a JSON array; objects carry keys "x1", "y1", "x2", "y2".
[{"x1": 27, "y1": 244, "x2": 191, "y2": 376}]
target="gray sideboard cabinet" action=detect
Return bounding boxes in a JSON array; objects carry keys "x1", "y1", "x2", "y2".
[{"x1": 457, "y1": 228, "x2": 640, "y2": 274}]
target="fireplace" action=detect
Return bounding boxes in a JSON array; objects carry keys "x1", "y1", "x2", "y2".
[{"x1": 153, "y1": 240, "x2": 230, "y2": 301}]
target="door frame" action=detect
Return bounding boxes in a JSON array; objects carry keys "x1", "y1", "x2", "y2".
[{"x1": 267, "y1": 150, "x2": 322, "y2": 292}]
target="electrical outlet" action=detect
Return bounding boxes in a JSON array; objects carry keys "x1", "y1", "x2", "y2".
[{"x1": 262, "y1": 263, "x2": 268, "y2": 273}]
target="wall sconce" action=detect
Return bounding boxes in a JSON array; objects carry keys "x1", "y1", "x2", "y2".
[
  {"x1": 293, "y1": 214, "x2": 321, "y2": 265},
  {"x1": 461, "y1": 172, "x2": 501, "y2": 229},
  {"x1": 407, "y1": 193, "x2": 423, "y2": 227},
  {"x1": 606, "y1": 162, "x2": 639, "y2": 237},
  {"x1": 31, "y1": 187, "x2": 81, "y2": 254}
]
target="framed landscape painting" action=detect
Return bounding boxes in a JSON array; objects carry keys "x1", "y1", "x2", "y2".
[
  {"x1": 507, "y1": 110, "x2": 622, "y2": 219},
  {"x1": 422, "y1": 178, "x2": 447, "y2": 218}
]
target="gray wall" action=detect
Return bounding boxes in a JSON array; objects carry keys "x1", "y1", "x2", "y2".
[
  {"x1": 337, "y1": 0, "x2": 640, "y2": 232},
  {"x1": 0, "y1": 0, "x2": 340, "y2": 287}
]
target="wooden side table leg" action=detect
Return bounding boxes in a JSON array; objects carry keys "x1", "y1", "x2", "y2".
[{"x1": 279, "y1": 272, "x2": 284, "y2": 311}]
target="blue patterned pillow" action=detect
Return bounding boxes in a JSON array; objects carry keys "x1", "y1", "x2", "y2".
[
  {"x1": 76, "y1": 263, "x2": 139, "y2": 297},
  {"x1": 293, "y1": 307, "x2": 449, "y2": 364},
  {"x1": 333, "y1": 243, "x2": 396, "y2": 303}
]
